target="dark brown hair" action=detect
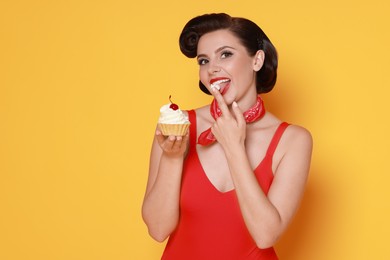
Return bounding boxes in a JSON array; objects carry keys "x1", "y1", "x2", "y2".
[{"x1": 179, "y1": 13, "x2": 278, "y2": 94}]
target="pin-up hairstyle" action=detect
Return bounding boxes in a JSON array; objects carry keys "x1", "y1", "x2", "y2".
[{"x1": 179, "y1": 13, "x2": 278, "y2": 94}]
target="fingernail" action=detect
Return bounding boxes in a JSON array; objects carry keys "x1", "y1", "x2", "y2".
[
  {"x1": 211, "y1": 84, "x2": 220, "y2": 91},
  {"x1": 233, "y1": 101, "x2": 238, "y2": 107}
]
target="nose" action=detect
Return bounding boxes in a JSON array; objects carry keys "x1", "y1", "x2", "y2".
[{"x1": 208, "y1": 62, "x2": 221, "y2": 74}]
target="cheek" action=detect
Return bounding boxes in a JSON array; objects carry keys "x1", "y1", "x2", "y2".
[
  {"x1": 199, "y1": 67, "x2": 208, "y2": 86},
  {"x1": 237, "y1": 61, "x2": 255, "y2": 78}
]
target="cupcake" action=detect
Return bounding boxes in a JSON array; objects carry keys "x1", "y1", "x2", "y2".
[{"x1": 157, "y1": 96, "x2": 190, "y2": 136}]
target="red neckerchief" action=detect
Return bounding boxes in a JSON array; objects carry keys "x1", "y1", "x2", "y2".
[{"x1": 197, "y1": 95, "x2": 266, "y2": 146}]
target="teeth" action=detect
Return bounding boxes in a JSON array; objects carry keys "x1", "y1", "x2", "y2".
[
  {"x1": 211, "y1": 79, "x2": 229, "y2": 91},
  {"x1": 213, "y1": 79, "x2": 230, "y2": 85}
]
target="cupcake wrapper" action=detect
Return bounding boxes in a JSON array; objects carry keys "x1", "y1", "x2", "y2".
[{"x1": 158, "y1": 123, "x2": 190, "y2": 136}]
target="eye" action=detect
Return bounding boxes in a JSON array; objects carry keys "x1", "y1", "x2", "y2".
[
  {"x1": 221, "y1": 51, "x2": 233, "y2": 59},
  {"x1": 197, "y1": 58, "x2": 209, "y2": 65}
]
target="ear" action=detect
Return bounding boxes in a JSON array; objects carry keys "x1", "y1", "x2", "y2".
[{"x1": 253, "y1": 50, "x2": 265, "y2": 72}]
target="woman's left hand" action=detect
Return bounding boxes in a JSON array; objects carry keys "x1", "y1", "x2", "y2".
[{"x1": 210, "y1": 88, "x2": 247, "y2": 150}]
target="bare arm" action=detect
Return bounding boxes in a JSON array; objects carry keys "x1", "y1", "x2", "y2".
[
  {"x1": 211, "y1": 89, "x2": 313, "y2": 248},
  {"x1": 225, "y1": 125, "x2": 312, "y2": 248},
  {"x1": 141, "y1": 129, "x2": 189, "y2": 242}
]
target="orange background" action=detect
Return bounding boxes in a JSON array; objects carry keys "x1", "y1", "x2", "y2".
[{"x1": 1, "y1": 0, "x2": 389, "y2": 259}]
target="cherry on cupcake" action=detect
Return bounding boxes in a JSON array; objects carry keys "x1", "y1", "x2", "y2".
[{"x1": 169, "y1": 95, "x2": 179, "y2": 110}]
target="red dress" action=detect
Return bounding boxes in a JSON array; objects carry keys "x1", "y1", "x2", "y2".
[{"x1": 162, "y1": 110, "x2": 289, "y2": 260}]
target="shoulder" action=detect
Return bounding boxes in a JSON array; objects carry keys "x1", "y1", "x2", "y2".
[
  {"x1": 194, "y1": 105, "x2": 210, "y2": 116},
  {"x1": 279, "y1": 124, "x2": 313, "y2": 161},
  {"x1": 184, "y1": 104, "x2": 209, "y2": 115},
  {"x1": 192, "y1": 105, "x2": 213, "y2": 123},
  {"x1": 269, "y1": 123, "x2": 313, "y2": 183},
  {"x1": 284, "y1": 124, "x2": 313, "y2": 148},
  {"x1": 184, "y1": 105, "x2": 213, "y2": 132},
  {"x1": 260, "y1": 113, "x2": 313, "y2": 161}
]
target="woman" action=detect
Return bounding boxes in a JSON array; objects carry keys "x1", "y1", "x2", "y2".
[{"x1": 142, "y1": 13, "x2": 313, "y2": 259}]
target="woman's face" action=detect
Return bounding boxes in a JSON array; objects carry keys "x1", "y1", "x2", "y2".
[{"x1": 197, "y1": 29, "x2": 263, "y2": 107}]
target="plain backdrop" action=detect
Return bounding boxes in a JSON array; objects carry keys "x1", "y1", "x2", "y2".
[{"x1": 1, "y1": 0, "x2": 389, "y2": 259}]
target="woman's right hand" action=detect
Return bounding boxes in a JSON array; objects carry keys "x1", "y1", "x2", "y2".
[
  {"x1": 142, "y1": 128, "x2": 189, "y2": 241},
  {"x1": 155, "y1": 129, "x2": 189, "y2": 158}
]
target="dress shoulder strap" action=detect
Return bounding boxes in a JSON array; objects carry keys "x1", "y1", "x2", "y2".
[
  {"x1": 266, "y1": 122, "x2": 290, "y2": 158},
  {"x1": 186, "y1": 110, "x2": 197, "y2": 149}
]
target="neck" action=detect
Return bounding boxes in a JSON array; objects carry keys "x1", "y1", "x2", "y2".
[{"x1": 236, "y1": 93, "x2": 259, "y2": 112}]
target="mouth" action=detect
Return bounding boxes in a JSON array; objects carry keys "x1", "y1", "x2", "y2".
[{"x1": 210, "y1": 78, "x2": 231, "y2": 93}]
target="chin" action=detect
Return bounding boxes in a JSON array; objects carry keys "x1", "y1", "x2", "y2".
[{"x1": 222, "y1": 95, "x2": 235, "y2": 106}]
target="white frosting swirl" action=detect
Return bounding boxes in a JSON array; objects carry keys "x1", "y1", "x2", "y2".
[{"x1": 158, "y1": 104, "x2": 189, "y2": 124}]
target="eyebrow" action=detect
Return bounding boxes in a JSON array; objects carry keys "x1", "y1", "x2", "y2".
[{"x1": 197, "y1": 46, "x2": 236, "y2": 59}]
